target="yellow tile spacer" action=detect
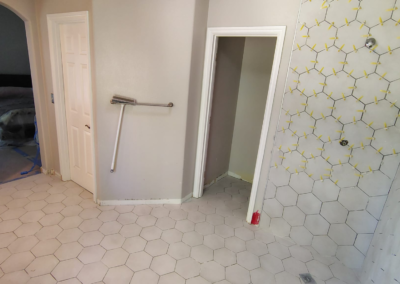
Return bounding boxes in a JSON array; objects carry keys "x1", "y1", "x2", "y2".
[
  {"x1": 347, "y1": 70, "x2": 354, "y2": 77},
  {"x1": 379, "y1": 17, "x2": 383, "y2": 25},
  {"x1": 377, "y1": 147, "x2": 383, "y2": 153},
  {"x1": 297, "y1": 44, "x2": 301, "y2": 50},
  {"x1": 317, "y1": 135, "x2": 322, "y2": 140},
  {"x1": 345, "y1": 18, "x2": 349, "y2": 26},
  {"x1": 315, "y1": 19, "x2": 319, "y2": 26},
  {"x1": 379, "y1": 72, "x2": 387, "y2": 80},
  {"x1": 353, "y1": 45, "x2": 357, "y2": 52},
  {"x1": 328, "y1": 22, "x2": 334, "y2": 30},
  {"x1": 338, "y1": 44, "x2": 345, "y2": 52}
]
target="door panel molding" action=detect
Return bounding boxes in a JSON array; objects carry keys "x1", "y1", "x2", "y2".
[{"x1": 47, "y1": 11, "x2": 97, "y2": 200}]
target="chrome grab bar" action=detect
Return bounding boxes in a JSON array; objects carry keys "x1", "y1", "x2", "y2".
[{"x1": 110, "y1": 95, "x2": 174, "y2": 173}]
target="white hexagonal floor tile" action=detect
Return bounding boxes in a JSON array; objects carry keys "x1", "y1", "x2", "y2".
[
  {"x1": 314, "y1": 116, "x2": 342, "y2": 142},
  {"x1": 324, "y1": 71, "x2": 355, "y2": 100},
  {"x1": 358, "y1": 170, "x2": 392, "y2": 196},
  {"x1": 305, "y1": 214, "x2": 330, "y2": 235},
  {"x1": 328, "y1": 224, "x2": 357, "y2": 246},
  {"x1": 376, "y1": 48, "x2": 400, "y2": 81},
  {"x1": 350, "y1": 146, "x2": 383, "y2": 172},
  {"x1": 306, "y1": 94, "x2": 334, "y2": 120},
  {"x1": 320, "y1": 201, "x2": 348, "y2": 224},
  {"x1": 289, "y1": 46, "x2": 318, "y2": 74},
  {"x1": 283, "y1": 206, "x2": 305, "y2": 226},
  {"x1": 346, "y1": 210, "x2": 378, "y2": 233},
  {"x1": 308, "y1": 22, "x2": 337, "y2": 52},
  {"x1": 338, "y1": 187, "x2": 369, "y2": 211},
  {"x1": 312, "y1": 179, "x2": 340, "y2": 202},
  {"x1": 312, "y1": 236, "x2": 338, "y2": 256},
  {"x1": 297, "y1": 193, "x2": 322, "y2": 215},
  {"x1": 290, "y1": 226, "x2": 313, "y2": 246},
  {"x1": 336, "y1": 245, "x2": 365, "y2": 269},
  {"x1": 335, "y1": 21, "x2": 369, "y2": 53},
  {"x1": 316, "y1": 46, "x2": 346, "y2": 76},
  {"x1": 344, "y1": 47, "x2": 379, "y2": 79}
]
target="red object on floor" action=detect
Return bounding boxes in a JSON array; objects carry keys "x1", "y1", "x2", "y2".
[{"x1": 251, "y1": 210, "x2": 260, "y2": 225}]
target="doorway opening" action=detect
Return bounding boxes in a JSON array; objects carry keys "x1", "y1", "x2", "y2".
[
  {"x1": 193, "y1": 27, "x2": 286, "y2": 223},
  {"x1": 0, "y1": 5, "x2": 41, "y2": 184},
  {"x1": 48, "y1": 12, "x2": 96, "y2": 196}
]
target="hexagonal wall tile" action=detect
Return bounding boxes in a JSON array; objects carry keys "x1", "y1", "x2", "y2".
[
  {"x1": 297, "y1": 135, "x2": 323, "y2": 159},
  {"x1": 289, "y1": 46, "x2": 317, "y2": 74},
  {"x1": 299, "y1": 0, "x2": 327, "y2": 28},
  {"x1": 324, "y1": 71, "x2": 355, "y2": 100},
  {"x1": 314, "y1": 116, "x2": 342, "y2": 142},
  {"x1": 333, "y1": 96, "x2": 364, "y2": 124},
  {"x1": 372, "y1": 126, "x2": 400, "y2": 155},
  {"x1": 289, "y1": 172, "x2": 314, "y2": 194},
  {"x1": 344, "y1": 48, "x2": 379, "y2": 79},
  {"x1": 336, "y1": 245, "x2": 365, "y2": 269},
  {"x1": 350, "y1": 146, "x2": 383, "y2": 172},
  {"x1": 342, "y1": 121, "x2": 374, "y2": 148},
  {"x1": 298, "y1": 69, "x2": 324, "y2": 97},
  {"x1": 276, "y1": 186, "x2": 298, "y2": 207},
  {"x1": 282, "y1": 90, "x2": 307, "y2": 115},
  {"x1": 294, "y1": 25, "x2": 309, "y2": 48},
  {"x1": 268, "y1": 166, "x2": 291, "y2": 187},
  {"x1": 287, "y1": 71, "x2": 300, "y2": 92},
  {"x1": 357, "y1": 0, "x2": 396, "y2": 27},
  {"x1": 263, "y1": 199, "x2": 283, "y2": 218},
  {"x1": 308, "y1": 22, "x2": 337, "y2": 52},
  {"x1": 282, "y1": 151, "x2": 306, "y2": 174},
  {"x1": 312, "y1": 179, "x2": 340, "y2": 202},
  {"x1": 338, "y1": 187, "x2": 369, "y2": 211},
  {"x1": 376, "y1": 49, "x2": 400, "y2": 81},
  {"x1": 358, "y1": 171, "x2": 392, "y2": 196},
  {"x1": 326, "y1": 0, "x2": 359, "y2": 27},
  {"x1": 306, "y1": 94, "x2": 334, "y2": 120},
  {"x1": 322, "y1": 141, "x2": 351, "y2": 165},
  {"x1": 353, "y1": 73, "x2": 389, "y2": 104},
  {"x1": 387, "y1": 79, "x2": 400, "y2": 108},
  {"x1": 331, "y1": 164, "x2": 360, "y2": 188},
  {"x1": 274, "y1": 130, "x2": 299, "y2": 153},
  {"x1": 290, "y1": 112, "x2": 315, "y2": 136},
  {"x1": 363, "y1": 100, "x2": 398, "y2": 129},
  {"x1": 316, "y1": 47, "x2": 346, "y2": 76},
  {"x1": 335, "y1": 21, "x2": 370, "y2": 53},
  {"x1": 305, "y1": 156, "x2": 332, "y2": 180},
  {"x1": 290, "y1": 226, "x2": 313, "y2": 246}
]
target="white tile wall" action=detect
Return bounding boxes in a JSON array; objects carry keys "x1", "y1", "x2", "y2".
[{"x1": 262, "y1": 0, "x2": 400, "y2": 270}]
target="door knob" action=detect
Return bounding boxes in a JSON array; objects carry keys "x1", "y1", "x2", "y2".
[{"x1": 85, "y1": 125, "x2": 90, "y2": 129}]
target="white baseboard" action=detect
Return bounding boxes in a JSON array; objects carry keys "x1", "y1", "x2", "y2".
[
  {"x1": 204, "y1": 172, "x2": 228, "y2": 189},
  {"x1": 97, "y1": 192, "x2": 193, "y2": 206},
  {"x1": 228, "y1": 171, "x2": 242, "y2": 179}
]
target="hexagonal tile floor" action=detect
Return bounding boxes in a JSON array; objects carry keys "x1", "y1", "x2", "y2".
[{"x1": 0, "y1": 174, "x2": 361, "y2": 284}]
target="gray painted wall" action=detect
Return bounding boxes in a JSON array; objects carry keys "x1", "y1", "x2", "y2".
[
  {"x1": 0, "y1": 4, "x2": 30, "y2": 75},
  {"x1": 204, "y1": 37, "x2": 245, "y2": 185}
]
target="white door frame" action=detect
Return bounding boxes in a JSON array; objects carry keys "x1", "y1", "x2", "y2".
[
  {"x1": 193, "y1": 26, "x2": 286, "y2": 223},
  {"x1": 47, "y1": 11, "x2": 97, "y2": 200}
]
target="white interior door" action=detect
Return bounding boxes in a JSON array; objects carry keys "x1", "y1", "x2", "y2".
[{"x1": 60, "y1": 22, "x2": 94, "y2": 192}]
